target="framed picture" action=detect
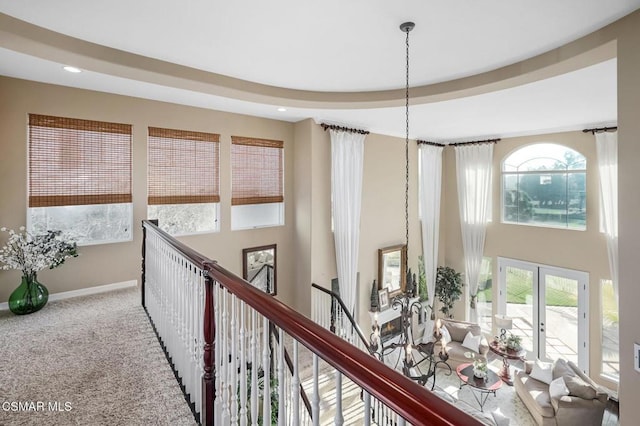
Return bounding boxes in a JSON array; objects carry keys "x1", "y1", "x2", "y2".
[
  {"x1": 378, "y1": 288, "x2": 390, "y2": 311},
  {"x1": 378, "y1": 244, "x2": 407, "y2": 297},
  {"x1": 242, "y1": 244, "x2": 277, "y2": 295}
]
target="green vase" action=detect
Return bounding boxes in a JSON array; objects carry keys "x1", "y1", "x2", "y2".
[{"x1": 8, "y1": 274, "x2": 49, "y2": 315}]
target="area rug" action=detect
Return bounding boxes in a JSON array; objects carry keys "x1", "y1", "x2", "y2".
[
  {"x1": 0, "y1": 287, "x2": 196, "y2": 426},
  {"x1": 430, "y1": 363, "x2": 536, "y2": 426}
]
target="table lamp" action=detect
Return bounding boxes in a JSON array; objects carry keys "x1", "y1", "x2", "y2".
[{"x1": 494, "y1": 314, "x2": 513, "y2": 341}]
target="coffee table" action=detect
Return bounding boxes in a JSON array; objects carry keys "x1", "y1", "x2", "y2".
[
  {"x1": 489, "y1": 340, "x2": 526, "y2": 386},
  {"x1": 456, "y1": 363, "x2": 502, "y2": 412}
]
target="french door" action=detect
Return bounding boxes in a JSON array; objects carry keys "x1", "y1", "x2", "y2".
[{"x1": 497, "y1": 257, "x2": 589, "y2": 372}]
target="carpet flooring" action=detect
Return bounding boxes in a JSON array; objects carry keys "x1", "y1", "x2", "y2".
[
  {"x1": 429, "y1": 364, "x2": 536, "y2": 425},
  {"x1": 0, "y1": 287, "x2": 196, "y2": 426}
]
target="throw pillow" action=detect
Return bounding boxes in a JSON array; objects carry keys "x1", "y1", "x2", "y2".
[
  {"x1": 444, "y1": 321, "x2": 468, "y2": 342},
  {"x1": 530, "y1": 359, "x2": 554, "y2": 384},
  {"x1": 461, "y1": 331, "x2": 481, "y2": 353},
  {"x1": 490, "y1": 408, "x2": 510, "y2": 426},
  {"x1": 549, "y1": 376, "x2": 570, "y2": 400},
  {"x1": 552, "y1": 358, "x2": 576, "y2": 380},
  {"x1": 439, "y1": 325, "x2": 452, "y2": 345},
  {"x1": 565, "y1": 375, "x2": 597, "y2": 400}
]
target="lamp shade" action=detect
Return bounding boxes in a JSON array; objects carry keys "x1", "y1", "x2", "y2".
[{"x1": 494, "y1": 314, "x2": 513, "y2": 330}]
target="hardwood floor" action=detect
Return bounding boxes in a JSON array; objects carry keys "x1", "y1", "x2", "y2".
[{"x1": 603, "y1": 398, "x2": 619, "y2": 426}]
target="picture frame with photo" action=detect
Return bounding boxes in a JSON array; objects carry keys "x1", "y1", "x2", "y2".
[
  {"x1": 242, "y1": 244, "x2": 277, "y2": 295},
  {"x1": 378, "y1": 288, "x2": 390, "y2": 311}
]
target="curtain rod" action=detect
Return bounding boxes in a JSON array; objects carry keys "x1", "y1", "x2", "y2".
[
  {"x1": 582, "y1": 126, "x2": 617, "y2": 134},
  {"x1": 417, "y1": 140, "x2": 446, "y2": 147},
  {"x1": 448, "y1": 138, "x2": 500, "y2": 147},
  {"x1": 321, "y1": 123, "x2": 370, "y2": 135}
]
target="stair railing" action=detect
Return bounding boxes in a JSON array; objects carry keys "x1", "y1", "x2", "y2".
[
  {"x1": 311, "y1": 283, "x2": 372, "y2": 354},
  {"x1": 141, "y1": 220, "x2": 481, "y2": 426}
]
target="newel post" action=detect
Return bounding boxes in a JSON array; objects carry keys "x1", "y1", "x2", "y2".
[{"x1": 202, "y1": 268, "x2": 215, "y2": 426}]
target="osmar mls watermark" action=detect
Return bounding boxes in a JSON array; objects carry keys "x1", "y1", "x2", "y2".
[{"x1": 2, "y1": 401, "x2": 73, "y2": 412}]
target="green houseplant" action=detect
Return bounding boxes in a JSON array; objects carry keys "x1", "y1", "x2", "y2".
[
  {"x1": 0, "y1": 226, "x2": 77, "y2": 315},
  {"x1": 434, "y1": 266, "x2": 463, "y2": 318},
  {"x1": 502, "y1": 333, "x2": 522, "y2": 351},
  {"x1": 417, "y1": 255, "x2": 428, "y2": 302}
]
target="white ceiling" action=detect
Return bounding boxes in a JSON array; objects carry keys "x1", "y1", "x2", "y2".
[{"x1": 0, "y1": 1, "x2": 637, "y2": 141}]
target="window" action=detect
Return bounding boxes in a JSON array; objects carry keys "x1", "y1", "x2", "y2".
[
  {"x1": 231, "y1": 136, "x2": 284, "y2": 229},
  {"x1": 147, "y1": 127, "x2": 220, "y2": 235},
  {"x1": 601, "y1": 279, "x2": 619, "y2": 382},
  {"x1": 502, "y1": 143, "x2": 586, "y2": 230},
  {"x1": 27, "y1": 114, "x2": 132, "y2": 245}
]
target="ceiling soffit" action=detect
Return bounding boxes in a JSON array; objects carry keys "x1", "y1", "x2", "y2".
[{"x1": 0, "y1": 12, "x2": 620, "y2": 110}]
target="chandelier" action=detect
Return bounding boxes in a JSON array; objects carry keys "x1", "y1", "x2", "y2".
[{"x1": 369, "y1": 22, "x2": 449, "y2": 388}]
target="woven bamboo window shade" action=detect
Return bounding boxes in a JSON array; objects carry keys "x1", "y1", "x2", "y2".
[
  {"x1": 231, "y1": 136, "x2": 284, "y2": 205},
  {"x1": 148, "y1": 127, "x2": 220, "y2": 205},
  {"x1": 28, "y1": 114, "x2": 132, "y2": 208}
]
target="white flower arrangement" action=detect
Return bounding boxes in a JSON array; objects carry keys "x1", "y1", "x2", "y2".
[{"x1": 0, "y1": 226, "x2": 78, "y2": 277}]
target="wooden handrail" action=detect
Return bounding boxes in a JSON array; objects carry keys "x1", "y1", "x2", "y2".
[{"x1": 142, "y1": 220, "x2": 481, "y2": 425}]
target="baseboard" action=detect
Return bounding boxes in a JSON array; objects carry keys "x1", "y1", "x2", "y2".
[{"x1": 0, "y1": 280, "x2": 138, "y2": 310}]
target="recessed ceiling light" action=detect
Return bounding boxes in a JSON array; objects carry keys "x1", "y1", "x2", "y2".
[
  {"x1": 277, "y1": 107, "x2": 287, "y2": 112},
  {"x1": 63, "y1": 66, "x2": 82, "y2": 73}
]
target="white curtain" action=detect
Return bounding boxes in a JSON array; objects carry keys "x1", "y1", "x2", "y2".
[
  {"x1": 330, "y1": 129, "x2": 365, "y2": 317},
  {"x1": 419, "y1": 144, "x2": 443, "y2": 338},
  {"x1": 455, "y1": 144, "x2": 493, "y2": 323},
  {"x1": 596, "y1": 132, "x2": 619, "y2": 303}
]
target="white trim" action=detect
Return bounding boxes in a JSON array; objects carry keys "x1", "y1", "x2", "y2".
[{"x1": 0, "y1": 280, "x2": 137, "y2": 310}]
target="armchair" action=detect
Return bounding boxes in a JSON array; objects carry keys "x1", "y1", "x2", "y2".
[{"x1": 433, "y1": 318, "x2": 489, "y2": 369}]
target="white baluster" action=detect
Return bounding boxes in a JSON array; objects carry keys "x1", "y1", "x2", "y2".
[
  {"x1": 262, "y1": 316, "x2": 271, "y2": 425},
  {"x1": 291, "y1": 340, "x2": 300, "y2": 425},
  {"x1": 214, "y1": 281, "x2": 222, "y2": 424},
  {"x1": 195, "y1": 272, "x2": 203, "y2": 416},
  {"x1": 222, "y1": 288, "x2": 230, "y2": 423},
  {"x1": 250, "y1": 308, "x2": 258, "y2": 426},
  {"x1": 239, "y1": 302, "x2": 248, "y2": 426},
  {"x1": 277, "y1": 328, "x2": 285, "y2": 426},
  {"x1": 312, "y1": 354, "x2": 319, "y2": 426},
  {"x1": 230, "y1": 295, "x2": 238, "y2": 424},
  {"x1": 363, "y1": 390, "x2": 371, "y2": 426},
  {"x1": 334, "y1": 370, "x2": 344, "y2": 426}
]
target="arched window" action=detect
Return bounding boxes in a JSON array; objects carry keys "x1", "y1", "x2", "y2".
[{"x1": 502, "y1": 143, "x2": 586, "y2": 230}]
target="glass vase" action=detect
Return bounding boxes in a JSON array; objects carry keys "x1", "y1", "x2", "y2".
[{"x1": 8, "y1": 274, "x2": 49, "y2": 315}]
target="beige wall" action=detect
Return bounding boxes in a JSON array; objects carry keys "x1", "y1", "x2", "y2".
[
  {"x1": 443, "y1": 130, "x2": 612, "y2": 387},
  {"x1": 0, "y1": 76, "x2": 296, "y2": 307},
  {"x1": 616, "y1": 9, "x2": 640, "y2": 422},
  {"x1": 300, "y1": 125, "x2": 421, "y2": 331},
  {"x1": 292, "y1": 119, "x2": 313, "y2": 316}
]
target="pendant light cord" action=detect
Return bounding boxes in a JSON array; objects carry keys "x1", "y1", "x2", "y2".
[{"x1": 404, "y1": 24, "x2": 411, "y2": 284}]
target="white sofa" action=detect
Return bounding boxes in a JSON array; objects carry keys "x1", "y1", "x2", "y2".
[{"x1": 514, "y1": 358, "x2": 608, "y2": 426}]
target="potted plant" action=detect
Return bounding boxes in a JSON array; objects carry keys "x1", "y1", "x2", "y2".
[
  {"x1": 434, "y1": 266, "x2": 463, "y2": 318},
  {"x1": 417, "y1": 255, "x2": 428, "y2": 303},
  {"x1": 502, "y1": 333, "x2": 522, "y2": 352},
  {"x1": 0, "y1": 226, "x2": 78, "y2": 315},
  {"x1": 473, "y1": 356, "x2": 488, "y2": 379}
]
